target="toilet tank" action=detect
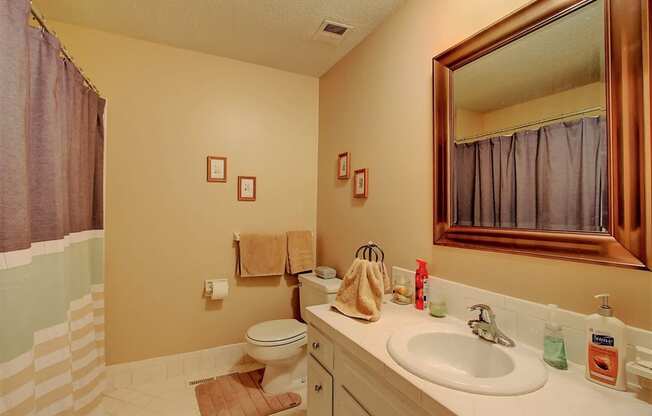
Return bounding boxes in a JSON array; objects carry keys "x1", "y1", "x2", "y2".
[{"x1": 298, "y1": 273, "x2": 341, "y2": 322}]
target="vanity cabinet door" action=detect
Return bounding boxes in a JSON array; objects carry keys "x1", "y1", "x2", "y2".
[
  {"x1": 335, "y1": 387, "x2": 371, "y2": 416},
  {"x1": 336, "y1": 350, "x2": 434, "y2": 416},
  {"x1": 308, "y1": 355, "x2": 333, "y2": 416},
  {"x1": 308, "y1": 324, "x2": 335, "y2": 371}
]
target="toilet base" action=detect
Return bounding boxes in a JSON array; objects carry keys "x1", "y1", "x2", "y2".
[{"x1": 261, "y1": 352, "x2": 307, "y2": 394}]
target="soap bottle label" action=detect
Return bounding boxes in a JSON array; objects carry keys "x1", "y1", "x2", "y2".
[
  {"x1": 587, "y1": 331, "x2": 618, "y2": 385},
  {"x1": 592, "y1": 334, "x2": 614, "y2": 346}
]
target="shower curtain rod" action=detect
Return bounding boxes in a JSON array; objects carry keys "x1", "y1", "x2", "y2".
[
  {"x1": 29, "y1": 2, "x2": 102, "y2": 95},
  {"x1": 456, "y1": 105, "x2": 606, "y2": 144}
]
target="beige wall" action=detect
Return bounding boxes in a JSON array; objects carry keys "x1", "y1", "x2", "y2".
[
  {"x1": 52, "y1": 22, "x2": 319, "y2": 364},
  {"x1": 456, "y1": 82, "x2": 606, "y2": 139},
  {"x1": 317, "y1": 0, "x2": 652, "y2": 330}
]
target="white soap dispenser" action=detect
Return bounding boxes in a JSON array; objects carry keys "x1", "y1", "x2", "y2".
[{"x1": 585, "y1": 294, "x2": 627, "y2": 390}]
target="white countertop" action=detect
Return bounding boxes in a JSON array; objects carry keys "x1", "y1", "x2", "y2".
[{"x1": 306, "y1": 301, "x2": 652, "y2": 416}]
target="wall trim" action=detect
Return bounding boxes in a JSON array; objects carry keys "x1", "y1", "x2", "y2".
[{"x1": 105, "y1": 343, "x2": 254, "y2": 390}]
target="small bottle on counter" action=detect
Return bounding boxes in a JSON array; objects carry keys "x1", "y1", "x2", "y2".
[
  {"x1": 414, "y1": 259, "x2": 428, "y2": 310},
  {"x1": 543, "y1": 304, "x2": 567, "y2": 370},
  {"x1": 391, "y1": 272, "x2": 413, "y2": 305}
]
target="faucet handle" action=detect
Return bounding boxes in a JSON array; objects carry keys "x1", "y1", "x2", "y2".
[
  {"x1": 468, "y1": 304, "x2": 492, "y2": 312},
  {"x1": 467, "y1": 303, "x2": 516, "y2": 347},
  {"x1": 468, "y1": 304, "x2": 495, "y2": 322}
]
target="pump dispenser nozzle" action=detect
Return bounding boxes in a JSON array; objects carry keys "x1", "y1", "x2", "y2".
[{"x1": 594, "y1": 293, "x2": 613, "y2": 317}]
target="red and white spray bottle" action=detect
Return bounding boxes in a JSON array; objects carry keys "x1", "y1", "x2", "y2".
[{"x1": 415, "y1": 259, "x2": 429, "y2": 310}]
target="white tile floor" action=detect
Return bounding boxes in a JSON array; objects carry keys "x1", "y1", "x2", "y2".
[{"x1": 103, "y1": 363, "x2": 307, "y2": 416}]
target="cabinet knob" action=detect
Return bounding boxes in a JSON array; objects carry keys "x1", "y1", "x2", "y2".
[
  {"x1": 312, "y1": 342, "x2": 320, "y2": 350},
  {"x1": 314, "y1": 384, "x2": 323, "y2": 393}
]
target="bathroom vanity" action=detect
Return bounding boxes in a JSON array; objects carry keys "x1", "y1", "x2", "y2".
[
  {"x1": 305, "y1": 302, "x2": 650, "y2": 416},
  {"x1": 306, "y1": 311, "x2": 440, "y2": 416}
]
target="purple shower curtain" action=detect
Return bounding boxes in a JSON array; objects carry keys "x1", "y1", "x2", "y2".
[
  {"x1": 453, "y1": 116, "x2": 608, "y2": 232},
  {"x1": 0, "y1": 2, "x2": 105, "y2": 252}
]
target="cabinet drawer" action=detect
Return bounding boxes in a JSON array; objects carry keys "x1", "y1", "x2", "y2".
[
  {"x1": 308, "y1": 324, "x2": 334, "y2": 371},
  {"x1": 335, "y1": 387, "x2": 370, "y2": 416},
  {"x1": 308, "y1": 355, "x2": 333, "y2": 416}
]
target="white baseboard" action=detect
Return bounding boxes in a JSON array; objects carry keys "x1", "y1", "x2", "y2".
[{"x1": 105, "y1": 342, "x2": 253, "y2": 390}]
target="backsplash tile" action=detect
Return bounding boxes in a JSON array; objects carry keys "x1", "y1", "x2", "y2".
[
  {"x1": 563, "y1": 326, "x2": 586, "y2": 365},
  {"x1": 492, "y1": 305, "x2": 518, "y2": 339},
  {"x1": 392, "y1": 266, "x2": 652, "y2": 369},
  {"x1": 515, "y1": 313, "x2": 544, "y2": 349},
  {"x1": 627, "y1": 326, "x2": 652, "y2": 350},
  {"x1": 504, "y1": 296, "x2": 548, "y2": 321},
  {"x1": 555, "y1": 308, "x2": 586, "y2": 332},
  {"x1": 461, "y1": 285, "x2": 506, "y2": 310}
]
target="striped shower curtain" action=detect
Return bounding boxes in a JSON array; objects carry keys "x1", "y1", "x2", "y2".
[{"x1": 1, "y1": 1, "x2": 106, "y2": 415}]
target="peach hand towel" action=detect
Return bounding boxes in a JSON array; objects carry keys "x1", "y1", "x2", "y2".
[
  {"x1": 380, "y1": 262, "x2": 392, "y2": 294},
  {"x1": 332, "y1": 258, "x2": 384, "y2": 322},
  {"x1": 238, "y1": 233, "x2": 287, "y2": 277},
  {"x1": 286, "y1": 230, "x2": 314, "y2": 274}
]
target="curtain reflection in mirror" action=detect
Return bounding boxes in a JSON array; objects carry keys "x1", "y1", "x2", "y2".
[{"x1": 453, "y1": 116, "x2": 608, "y2": 232}]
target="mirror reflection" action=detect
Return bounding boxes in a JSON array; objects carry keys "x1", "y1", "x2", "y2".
[{"x1": 452, "y1": 0, "x2": 607, "y2": 232}]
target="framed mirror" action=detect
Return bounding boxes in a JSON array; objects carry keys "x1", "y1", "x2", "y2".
[{"x1": 433, "y1": 0, "x2": 651, "y2": 269}]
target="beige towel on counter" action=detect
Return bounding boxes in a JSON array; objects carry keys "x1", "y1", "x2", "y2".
[
  {"x1": 238, "y1": 233, "x2": 287, "y2": 277},
  {"x1": 332, "y1": 258, "x2": 385, "y2": 322},
  {"x1": 380, "y1": 262, "x2": 392, "y2": 294},
  {"x1": 286, "y1": 231, "x2": 314, "y2": 274}
]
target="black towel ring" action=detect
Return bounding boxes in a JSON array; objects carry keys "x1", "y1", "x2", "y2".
[{"x1": 355, "y1": 241, "x2": 385, "y2": 263}]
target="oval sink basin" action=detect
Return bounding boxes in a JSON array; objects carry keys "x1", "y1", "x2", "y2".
[{"x1": 387, "y1": 323, "x2": 547, "y2": 395}]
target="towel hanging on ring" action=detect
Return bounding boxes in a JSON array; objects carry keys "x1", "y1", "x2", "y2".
[
  {"x1": 332, "y1": 257, "x2": 384, "y2": 322},
  {"x1": 353, "y1": 242, "x2": 391, "y2": 294}
]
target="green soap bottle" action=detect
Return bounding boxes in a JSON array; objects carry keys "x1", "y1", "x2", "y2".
[{"x1": 543, "y1": 304, "x2": 568, "y2": 370}]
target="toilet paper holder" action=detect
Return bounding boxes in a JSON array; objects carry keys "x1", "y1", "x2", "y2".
[{"x1": 204, "y1": 278, "x2": 229, "y2": 299}]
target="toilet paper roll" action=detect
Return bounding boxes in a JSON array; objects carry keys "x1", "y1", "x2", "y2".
[{"x1": 211, "y1": 279, "x2": 229, "y2": 300}]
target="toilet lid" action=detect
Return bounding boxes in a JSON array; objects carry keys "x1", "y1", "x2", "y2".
[{"x1": 246, "y1": 319, "x2": 306, "y2": 345}]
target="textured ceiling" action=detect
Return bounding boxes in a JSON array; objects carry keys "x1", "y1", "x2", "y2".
[
  {"x1": 454, "y1": 0, "x2": 604, "y2": 113},
  {"x1": 33, "y1": 0, "x2": 405, "y2": 77}
]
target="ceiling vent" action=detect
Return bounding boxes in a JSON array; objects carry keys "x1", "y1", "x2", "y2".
[{"x1": 313, "y1": 20, "x2": 353, "y2": 45}]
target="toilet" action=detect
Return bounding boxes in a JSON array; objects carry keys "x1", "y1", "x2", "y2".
[{"x1": 245, "y1": 272, "x2": 341, "y2": 394}]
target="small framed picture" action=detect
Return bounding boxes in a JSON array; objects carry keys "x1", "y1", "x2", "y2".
[
  {"x1": 337, "y1": 152, "x2": 350, "y2": 179},
  {"x1": 207, "y1": 156, "x2": 227, "y2": 182},
  {"x1": 238, "y1": 176, "x2": 256, "y2": 201},
  {"x1": 353, "y1": 168, "x2": 368, "y2": 198}
]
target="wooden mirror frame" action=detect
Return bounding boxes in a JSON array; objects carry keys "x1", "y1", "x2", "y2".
[{"x1": 433, "y1": 0, "x2": 651, "y2": 270}]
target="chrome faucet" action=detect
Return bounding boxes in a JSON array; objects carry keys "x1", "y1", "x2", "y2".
[{"x1": 467, "y1": 304, "x2": 515, "y2": 347}]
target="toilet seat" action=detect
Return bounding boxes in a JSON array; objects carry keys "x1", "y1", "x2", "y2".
[
  {"x1": 245, "y1": 319, "x2": 307, "y2": 347},
  {"x1": 246, "y1": 332, "x2": 306, "y2": 347}
]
